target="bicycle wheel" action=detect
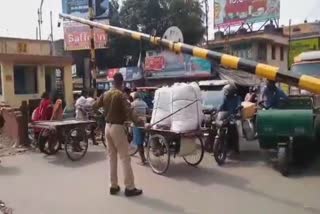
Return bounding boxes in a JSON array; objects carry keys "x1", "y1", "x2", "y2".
[
  {"x1": 183, "y1": 137, "x2": 205, "y2": 167},
  {"x1": 146, "y1": 134, "x2": 170, "y2": 175},
  {"x1": 38, "y1": 129, "x2": 61, "y2": 155},
  {"x1": 65, "y1": 128, "x2": 89, "y2": 161}
]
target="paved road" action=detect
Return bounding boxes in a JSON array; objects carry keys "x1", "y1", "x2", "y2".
[{"x1": 1, "y1": 145, "x2": 320, "y2": 214}]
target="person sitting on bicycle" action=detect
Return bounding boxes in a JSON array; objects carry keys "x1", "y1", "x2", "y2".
[
  {"x1": 218, "y1": 83, "x2": 242, "y2": 154},
  {"x1": 131, "y1": 92, "x2": 148, "y2": 165},
  {"x1": 85, "y1": 89, "x2": 98, "y2": 145},
  {"x1": 261, "y1": 80, "x2": 288, "y2": 109}
]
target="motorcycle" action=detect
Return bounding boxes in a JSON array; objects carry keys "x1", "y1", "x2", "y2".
[{"x1": 213, "y1": 106, "x2": 242, "y2": 166}]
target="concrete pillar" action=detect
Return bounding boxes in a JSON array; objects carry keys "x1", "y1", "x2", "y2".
[
  {"x1": 38, "y1": 65, "x2": 46, "y2": 96},
  {"x1": 64, "y1": 65, "x2": 74, "y2": 107},
  {"x1": 1, "y1": 63, "x2": 15, "y2": 106}
]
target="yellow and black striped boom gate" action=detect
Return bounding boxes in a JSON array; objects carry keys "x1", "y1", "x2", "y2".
[{"x1": 59, "y1": 13, "x2": 320, "y2": 94}]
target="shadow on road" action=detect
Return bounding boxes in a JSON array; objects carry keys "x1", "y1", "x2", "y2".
[
  {"x1": 129, "y1": 195, "x2": 195, "y2": 214},
  {"x1": 166, "y1": 162, "x2": 249, "y2": 187},
  {"x1": 222, "y1": 151, "x2": 268, "y2": 168},
  {"x1": 45, "y1": 151, "x2": 106, "y2": 168},
  {"x1": 0, "y1": 166, "x2": 21, "y2": 176},
  {"x1": 166, "y1": 163, "x2": 320, "y2": 214},
  {"x1": 290, "y1": 157, "x2": 320, "y2": 178}
]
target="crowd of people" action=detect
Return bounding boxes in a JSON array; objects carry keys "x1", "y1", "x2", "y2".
[{"x1": 29, "y1": 73, "x2": 288, "y2": 198}]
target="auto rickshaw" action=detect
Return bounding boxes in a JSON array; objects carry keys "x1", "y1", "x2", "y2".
[{"x1": 256, "y1": 95, "x2": 319, "y2": 176}]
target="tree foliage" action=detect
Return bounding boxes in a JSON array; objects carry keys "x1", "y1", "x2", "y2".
[
  {"x1": 120, "y1": 0, "x2": 205, "y2": 45},
  {"x1": 103, "y1": 0, "x2": 205, "y2": 68}
]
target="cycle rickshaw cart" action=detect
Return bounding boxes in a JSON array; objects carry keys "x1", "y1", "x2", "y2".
[
  {"x1": 141, "y1": 100, "x2": 205, "y2": 175},
  {"x1": 29, "y1": 119, "x2": 96, "y2": 161}
]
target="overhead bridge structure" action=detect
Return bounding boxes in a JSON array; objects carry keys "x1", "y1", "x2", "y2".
[{"x1": 59, "y1": 13, "x2": 320, "y2": 94}]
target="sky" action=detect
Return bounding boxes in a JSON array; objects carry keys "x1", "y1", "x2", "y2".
[{"x1": 0, "y1": 0, "x2": 319, "y2": 40}]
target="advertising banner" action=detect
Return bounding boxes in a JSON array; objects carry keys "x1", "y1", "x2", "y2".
[
  {"x1": 214, "y1": 0, "x2": 280, "y2": 28},
  {"x1": 144, "y1": 56, "x2": 165, "y2": 72},
  {"x1": 144, "y1": 50, "x2": 212, "y2": 78},
  {"x1": 289, "y1": 38, "x2": 320, "y2": 66},
  {"x1": 62, "y1": 0, "x2": 109, "y2": 19},
  {"x1": 106, "y1": 67, "x2": 143, "y2": 81},
  {"x1": 63, "y1": 20, "x2": 108, "y2": 51}
]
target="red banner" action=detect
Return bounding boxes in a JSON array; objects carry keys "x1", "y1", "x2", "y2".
[{"x1": 144, "y1": 56, "x2": 165, "y2": 72}]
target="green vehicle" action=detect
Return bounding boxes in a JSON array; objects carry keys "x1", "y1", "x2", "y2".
[{"x1": 257, "y1": 51, "x2": 320, "y2": 176}]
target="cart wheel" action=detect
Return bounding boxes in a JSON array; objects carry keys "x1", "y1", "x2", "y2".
[
  {"x1": 183, "y1": 137, "x2": 205, "y2": 167},
  {"x1": 147, "y1": 134, "x2": 170, "y2": 175},
  {"x1": 38, "y1": 129, "x2": 61, "y2": 155},
  {"x1": 65, "y1": 128, "x2": 89, "y2": 161},
  {"x1": 278, "y1": 146, "x2": 290, "y2": 177}
]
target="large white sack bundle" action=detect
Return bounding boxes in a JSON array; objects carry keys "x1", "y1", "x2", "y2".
[
  {"x1": 171, "y1": 83, "x2": 203, "y2": 132},
  {"x1": 190, "y1": 82, "x2": 204, "y2": 125},
  {"x1": 151, "y1": 87, "x2": 172, "y2": 128}
]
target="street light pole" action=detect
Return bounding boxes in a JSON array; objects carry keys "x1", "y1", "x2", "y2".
[{"x1": 88, "y1": 0, "x2": 97, "y2": 91}]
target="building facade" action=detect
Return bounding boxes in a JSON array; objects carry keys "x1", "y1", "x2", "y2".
[
  {"x1": 207, "y1": 28, "x2": 289, "y2": 72},
  {"x1": 0, "y1": 37, "x2": 73, "y2": 107}
]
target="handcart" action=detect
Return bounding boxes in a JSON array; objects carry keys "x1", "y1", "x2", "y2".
[
  {"x1": 144, "y1": 128, "x2": 204, "y2": 175},
  {"x1": 29, "y1": 120, "x2": 96, "y2": 161},
  {"x1": 142, "y1": 99, "x2": 205, "y2": 175}
]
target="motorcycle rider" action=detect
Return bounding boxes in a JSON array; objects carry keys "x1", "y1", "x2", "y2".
[
  {"x1": 261, "y1": 80, "x2": 288, "y2": 109},
  {"x1": 218, "y1": 83, "x2": 242, "y2": 154}
]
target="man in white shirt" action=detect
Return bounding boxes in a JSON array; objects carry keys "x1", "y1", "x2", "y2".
[{"x1": 75, "y1": 90, "x2": 88, "y2": 120}]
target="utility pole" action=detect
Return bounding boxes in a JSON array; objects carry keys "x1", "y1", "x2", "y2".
[
  {"x1": 204, "y1": 0, "x2": 209, "y2": 45},
  {"x1": 37, "y1": 0, "x2": 44, "y2": 40},
  {"x1": 288, "y1": 19, "x2": 292, "y2": 70},
  {"x1": 50, "y1": 11, "x2": 54, "y2": 42},
  {"x1": 88, "y1": 0, "x2": 97, "y2": 91},
  {"x1": 50, "y1": 11, "x2": 54, "y2": 55},
  {"x1": 36, "y1": 27, "x2": 39, "y2": 40}
]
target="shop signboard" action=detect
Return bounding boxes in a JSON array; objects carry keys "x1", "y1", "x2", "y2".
[
  {"x1": 144, "y1": 50, "x2": 211, "y2": 78},
  {"x1": 144, "y1": 56, "x2": 165, "y2": 72},
  {"x1": 289, "y1": 38, "x2": 320, "y2": 66},
  {"x1": 63, "y1": 20, "x2": 109, "y2": 51},
  {"x1": 214, "y1": 0, "x2": 280, "y2": 28}
]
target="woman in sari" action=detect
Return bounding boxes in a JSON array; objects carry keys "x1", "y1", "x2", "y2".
[{"x1": 32, "y1": 92, "x2": 53, "y2": 144}]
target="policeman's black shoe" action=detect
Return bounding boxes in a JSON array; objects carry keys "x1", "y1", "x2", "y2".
[
  {"x1": 125, "y1": 188, "x2": 143, "y2": 197},
  {"x1": 110, "y1": 186, "x2": 120, "y2": 195}
]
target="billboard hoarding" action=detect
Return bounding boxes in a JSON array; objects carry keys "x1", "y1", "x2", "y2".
[
  {"x1": 62, "y1": 0, "x2": 109, "y2": 19},
  {"x1": 214, "y1": 0, "x2": 280, "y2": 28},
  {"x1": 63, "y1": 20, "x2": 109, "y2": 51},
  {"x1": 144, "y1": 50, "x2": 212, "y2": 78},
  {"x1": 289, "y1": 38, "x2": 320, "y2": 66}
]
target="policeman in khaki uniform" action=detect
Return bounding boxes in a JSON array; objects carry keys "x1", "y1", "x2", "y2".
[{"x1": 94, "y1": 73, "x2": 143, "y2": 197}]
